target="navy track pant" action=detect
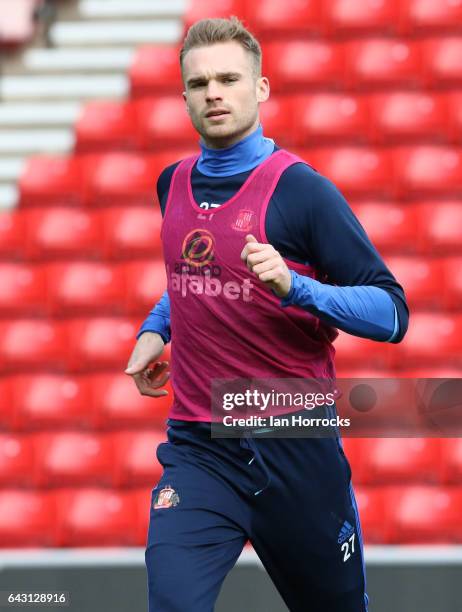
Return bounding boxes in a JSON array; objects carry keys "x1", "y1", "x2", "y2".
[{"x1": 145, "y1": 419, "x2": 369, "y2": 612}]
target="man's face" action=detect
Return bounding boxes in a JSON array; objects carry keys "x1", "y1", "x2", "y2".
[{"x1": 182, "y1": 41, "x2": 269, "y2": 148}]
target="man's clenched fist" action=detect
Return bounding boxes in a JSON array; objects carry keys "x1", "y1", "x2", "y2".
[{"x1": 240, "y1": 234, "x2": 292, "y2": 298}]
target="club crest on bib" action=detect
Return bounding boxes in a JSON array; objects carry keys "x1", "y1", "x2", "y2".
[
  {"x1": 153, "y1": 485, "x2": 180, "y2": 509},
  {"x1": 232, "y1": 209, "x2": 254, "y2": 232}
]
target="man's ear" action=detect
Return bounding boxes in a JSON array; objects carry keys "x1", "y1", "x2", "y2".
[
  {"x1": 256, "y1": 76, "x2": 270, "y2": 103},
  {"x1": 183, "y1": 91, "x2": 190, "y2": 114}
]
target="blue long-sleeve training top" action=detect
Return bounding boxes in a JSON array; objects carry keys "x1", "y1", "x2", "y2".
[{"x1": 137, "y1": 127, "x2": 409, "y2": 344}]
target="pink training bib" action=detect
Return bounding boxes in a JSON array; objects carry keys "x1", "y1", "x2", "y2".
[{"x1": 161, "y1": 150, "x2": 337, "y2": 421}]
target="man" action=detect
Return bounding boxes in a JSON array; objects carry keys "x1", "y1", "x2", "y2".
[{"x1": 125, "y1": 17, "x2": 408, "y2": 612}]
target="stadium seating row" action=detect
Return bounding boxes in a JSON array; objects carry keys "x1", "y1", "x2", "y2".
[
  {"x1": 130, "y1": 38, "x2": 462, "y2": 96},
  {"x1": 0, "y1": 206, "x2": 163, "y2": 259},
  {"x1": 0, "y1": 254, "x2": 459, "y2": 315},
  {"x1": 0, "y1": 373, "x2": 171, "y2": 432},
  {"x1": 74, "y1": 92, "x2": 462, "y2": 152},
  {"x1": 16, "y1": 149, "x2": 462, "y2": 206},
  {"x1": 0, "y1": 314, "x2": 460, "y2": 373},
  {"x1": 1, "y1": 433, "x2": 462, "y2": 488},
  {"x1": 0, "y1": 260, "x2": 166, "y2": 315},
  {"x1": 2, "y1": 202, "x2": 461, "y2": 259},
  {"x1": 0, "y1": 430, "x2": 165, "y2": 488},
  {"x1": 1, "y1": 484, "x2": 461, "y2": 546},
  {"x1": 183, "y1": 0, "x2": 462, "y2": 39}
]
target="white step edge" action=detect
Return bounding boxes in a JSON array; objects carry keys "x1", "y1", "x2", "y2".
[
  {"x1": 0, "y1": 546, "x2": 462, "y2": 569},
  {"x1": 0, "y1": 158, "x2": 26, "y2": 181},
  {"x1": 0, "y1": 102, "x2": 81, "y2": 126},
  {"x1": 80, "y1": 0, "x2": 188, "y2": 18},
  {"x1": 51, "y1": 20, "x2": 182, "y2": 46},
  {"x1": 0, "y1": 185, "x2": 18, "y2": 210},
  {"x1": 0, "y1": 130, "x2": 74, "y2": 154},
  {"x1": 24, "y1": 47, "x2": 135, "y2": 71},
  {"x1": 0, "y1": 75, "x2": 128, "y2": 99}
]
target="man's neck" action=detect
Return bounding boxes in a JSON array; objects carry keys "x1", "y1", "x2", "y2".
[{"x1": 197, "y1": 125, "x2": 274, "y2": 177}]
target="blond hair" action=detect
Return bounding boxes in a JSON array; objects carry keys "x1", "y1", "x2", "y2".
[{"x1": 180, "y1": 16, "x2": 262, "y2": 78}]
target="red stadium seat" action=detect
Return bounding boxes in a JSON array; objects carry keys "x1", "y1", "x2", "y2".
[
  {"x1": 0, "y1": 378, "x2": 15, "y2": 430},
  {"x1": 0, "y1": 210, "x2": 25, "y2": 259},
  {"x1": 333, "y1": 331, "x2": 393, "y2": 370},
  {"x1": 323, "y1": 0, "x2": 399, "y2": 36},
  {"x1": 112, "y1": 430, "x2": 166, "y2": 487},
  {"x1": 86, "y1": 153, "x2": 159, "y2": 207},
  {"x1": 422, "y1": 37, "x2": 462, "y2": 86},
  {"x1": 441, "y1": 439, "x2": 462, "y2": 484},
  {"x1": 183, "y1": 0, "x2": 247, "y2": 30},
  {"x1": 263, "y1": 41, "x2": 345, "y2": 92},
  {"x1": 0, "y1": 263, "x2": 47, "y2": 316},
  {"x1": 123, "y1": 260, "x2": 167, "y2": 314},
  {"x1": 66, "y1": 317, "x2": 138, "y2": 371},
  {"x1": 0, "y1": 433, "x2": 34, "y2": 486},
  {"x1": 387, "y1": 485, "x2": 462, "y2": 543},
  {"x1": 0, "y1": 319, "x2": 66, "y2": 372},
  {"x1": 352, "y1": 203, "x2": 421, "y2": 254},
  {"x1": 129, "y1": 45, "x2": 182, "y2": 97},
  {"x1": 130, "y1": 486, "x2": 153, "y2": 545},
  {"x1": 310, "y1": 147, "x2": 393, "y2": 198},
  {"x1": 0, "y1": 490, "x2": 56, "y2": 547},
  {"x1": 13, "y1": 374, "x2": 94, "y2": 431},
  {"x1": 34, "y1": 432, "x2": 114, "y2": 488},
  {"x1": 446, "y1": 92, "x2": 462, "y2": 145},
  {"x1": 0, "y1": 0, "x2": 40, "y2": 47},
  {"x1": 24, "y1": 207, "x2": 103, "y2": 260},
  {"x1": 248, "y1": 0, "x2": 323, "y2": 38},
  {"x1": 19, "y1": 156, "x2": 84, "y2": 207},
  {"x1": 340, "y1": 438, "x2": 363, "y2": 483},
  {"x1": 396, "y1": 313, "x2": 462, "y2": 366},
  {"x1": 259, "y1": 96, "x2": 294, "y2": 146},
  {"x1": 75, "y1": 101, "x2": 136, "y2": 152},
  {"x1": 55, "y1": 488, "x2": 137, "y2": 546},
  {"x1": 294, "y1": 93, "x2": 369, "y2": 146},
  {"x1": 383, "y1": 256, "x2": 444, "y2": 308},
  {"x1": 102, "y1": 206, "x2": 162, "y2": 260},
  {"x1": 134, "y1": 97, "x2": 197, "y2": 149},
  {"x1": 443, "y1": 257, "x2": 462, "y2": 310},
  {"x1": 395, "y1": 146, "x2": 462, "y2": 199},
  {"x1": 90, "y1": 373, "x2": 171, "y2": 430},
  {"x1": 354, "y1": 486, "x2": 388, "y2": 543},
  {"x1": 421, "y1": 202, "x2": 462, "y2": 254},
  {"x1": 346, "y1": 38, "x2": 422, "y2": 89},
  {"x1": 46, "y1": 261, "x2": 125, "y2": 315},
  {"x1": 401, "y1": 0, "x2": 462, "y2": 34},
  {"x1": 369, "y1": 92, "x2": 448, "y2": 144},
  {"x1": 358, "y1": 438, "x2": 442, "y2": 485}
]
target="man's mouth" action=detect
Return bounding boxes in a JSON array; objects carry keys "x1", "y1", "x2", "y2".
[{"x1": 205, "y1": 109, "x2": 230, "y2": 119}]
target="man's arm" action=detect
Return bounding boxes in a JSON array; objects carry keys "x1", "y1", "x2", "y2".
[{"x1": 260, "y1": 163, "x2": 409, "y2": 342}]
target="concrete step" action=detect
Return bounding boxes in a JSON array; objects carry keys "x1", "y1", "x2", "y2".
[
  {"x1": 0, "y1": 185, "x2": 18, "y2": 210},
  {"x1": 51, "y1": 20, "x2": 182, "y2": 46},
  {"x1": 0, "y1": 75, "x2": 127, "y2": 100},
  {"x1": 0, "y1": 102, "x2": 81, "y2": 126},
  {"x1": 0, "y1": 129, "x2": 74, "y2": 154},
  {"x1": 80, "y1": 0, "x2": 187, "y2": 18},
  {"x1": 24, "y1": 47, "x2": 134, "y2": 72},
  {"x1": 0, "y1": 158, "x2": 26, "y2": 181}
]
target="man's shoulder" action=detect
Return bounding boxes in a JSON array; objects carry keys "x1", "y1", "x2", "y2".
[{"x1": 277, "y1": 151, "x2": 337, "y2": 196}]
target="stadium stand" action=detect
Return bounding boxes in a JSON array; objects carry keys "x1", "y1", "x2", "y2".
[{"x1": 0, "y1": 0, "x2": 462, "y2": 556}]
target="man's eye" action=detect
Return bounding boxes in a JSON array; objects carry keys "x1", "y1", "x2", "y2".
[{"x1": 223, "y1": 77, "x2": 237, "y2": 83}]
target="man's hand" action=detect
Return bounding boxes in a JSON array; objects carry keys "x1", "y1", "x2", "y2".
[
  {"x1": 125, "y1": 332, "x2": 170, "y2": 398},
  {"x1": 240, "y1": 234, "x2": 292, "y2": 298}
]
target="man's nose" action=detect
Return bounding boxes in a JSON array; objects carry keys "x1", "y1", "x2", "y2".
[{"x1": 205, "y1": 80, "x2": 223, "y2": 102}]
